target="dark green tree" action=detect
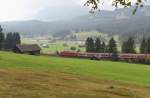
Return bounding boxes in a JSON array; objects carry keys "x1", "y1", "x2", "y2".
[
  {"x1": 140, "y1": 37, "x2": 147, "y2": 54},
  {"x1": 86, "y1": 37, "x2": 91, "y2": 52},
  {"x1": 0, "y1": 25, "x2": 2, "y2": 32},
  {"x1": 0, "y1": 25, "x2": 5, "y2": 50},
  {"x1": 101, "y1": 42, "x2": 106, "y2": 53},
  {"x1": 146, "y1": 37, "x2": 150, "y2": 54},
  {"x1": 95, "y1": 38, "x2": 102, "y2": 53},
  {"x1": 4, "y1": 32, "x2": 21, "y2": 51},
  {"x1": 108, "y1": 38, "x2": 116, "y2": 53},
  {"x1": 122, "y1": 41, "x2": 128, "y2": 53},
  {"x1": 112, "y1": 49, "x2": 118, "y2": 61},
  {"x1": 5, "y1": 33, "x2": 14, "y2": 50},
  {"x1": 122, "y1": 37, "x2": 136, "y2": 53},
  {"x1": 128, "y1": 37, "x2": 136, "y2": 53},
  {"x1": 86, "y1": 37, "x2": 95, "y2": 52},
  {"x1": 89, "y1": 37, "x2": 95, "y2": 52},
  {"x1": 13, "y1": 32, "x2": 21, "y2": 45},
  {"x1": 108, "y1": 37, "x2": 118, "y2": 61}
]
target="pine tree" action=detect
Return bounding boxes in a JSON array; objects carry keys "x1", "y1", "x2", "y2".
[
  {"x1": 0, "y1": 33, "x2": 5, "y2": 50},
  {"x1": 4, "y1": 32, "x2": 21, "y2": 51},
  {"x1": 122, "y1": 37, "x2": 136, "y2": 53},
  {"x1": 5, "y1": 33, "x2": 13, "y2": 50},
  {"x1": 15, "y1": 32, "x2": 21, "y2": 44},
  {"x1": 89, "y1": 37, "x2": 95, "y2": 52},
  {"x1": 108, "y1": 37, "x2": 118, "y2": 61},
  {"x1": 128, "y1": 37, "x2": 136, "y2": 53},
  {"x1": 13, "y1": 32, "x2": 21, "y2": 46},
  {"x1": 146, "y1": 37, "x2": 150, "y2": 54},
  {"x1": 112, "y1": 48, "x2": 118, "y2": 61},
  {"x1": 86, "y1": 37, "x2": 91, "y2": 52},
  {"x1": 108, "y1": 38, "x2": 116, "y2": 53},
  {"x1": 140, "y1": 37, "x2": 147, "y2": 54},
  {"x1": 0, "y1": 25, "x2": 2, "y2": 33},
  {"x1": 0, "y1": 26, "x2": 4, "y2": 50},
  {"x1": 95, "y1": 38, "x2": 101, "y2": 53},
  {"x1": 122, "y1": 41, "x2": 127, "y2": 53},
  {"x1": 86, "y1": 37, "x2": 95, "y2": 52},
  {"x1": 101, "y1": 42, "x2": 106, "y2": 53}
]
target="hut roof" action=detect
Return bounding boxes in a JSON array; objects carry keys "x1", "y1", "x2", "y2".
[{"x1": 16, "y1": 44, "x2": 41, "y2": 52}]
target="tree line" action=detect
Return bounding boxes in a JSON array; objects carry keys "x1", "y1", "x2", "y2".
[
  {"x1": 140, "y1": 37, "x2": 150, "y2": 54},
  {"x1": 0, "y1": 26, "x2": 21, "y2": 51},
  {"x1": 86, "y1": 37, "x2": 118, "y2": 61},
  {"x1": 122, "y1": 37, "x2": 150, "y2": 54},
  {"x1": 86, "y1": 36, "x2": 150, "y2": 61}
]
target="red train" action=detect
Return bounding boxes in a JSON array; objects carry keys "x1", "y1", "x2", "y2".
[{"x1": 58, "y1": 51, "x2": 150, "y2": 60}]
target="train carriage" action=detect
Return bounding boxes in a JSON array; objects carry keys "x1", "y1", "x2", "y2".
[{"x1": 58, "y1": 51, "x2": 150, "y2": 61}]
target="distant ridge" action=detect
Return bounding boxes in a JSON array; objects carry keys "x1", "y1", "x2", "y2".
[{"x1": 1, "y1": 6, "x2": 150, "y2": 37}]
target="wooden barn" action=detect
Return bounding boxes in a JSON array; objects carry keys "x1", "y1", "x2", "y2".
[{"x1": 14, "y1": 44, "x2": 41, "y2": 55}]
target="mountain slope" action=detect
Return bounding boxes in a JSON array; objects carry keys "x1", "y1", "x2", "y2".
[
  {"x1": 1, "y1": 6, "x2": 150, "y2": 37},
  {"x1": 35, "y1": 5, "x2": 89, "y2": 21}
]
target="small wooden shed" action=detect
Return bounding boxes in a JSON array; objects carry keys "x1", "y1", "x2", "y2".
[{"x1": 14, "y1": 44, "x2": 41, "y2": 55}]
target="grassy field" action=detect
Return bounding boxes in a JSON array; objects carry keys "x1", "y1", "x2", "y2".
[
  {"x1": 0, "y1": 51, "x2": 150, "y2": 97},
  {"x1": 22, "y1": 39, "x2": 85, "y2": 53},
  {"x1": 41, "y1": 42, "x2": 85, "y2": 54}
]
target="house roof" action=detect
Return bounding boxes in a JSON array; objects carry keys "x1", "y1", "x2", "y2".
[{"x1": 16, "y1": 44, "x2": 41, "y2": 52}]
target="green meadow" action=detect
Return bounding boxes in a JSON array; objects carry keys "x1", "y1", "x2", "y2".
[{"x1": 0, "y1": 51, "x2": 150, "y2": 97}]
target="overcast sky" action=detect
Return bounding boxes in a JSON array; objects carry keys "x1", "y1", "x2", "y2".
[{"x1": 0, "y1": 0, "x2": 113, "y2": 21}]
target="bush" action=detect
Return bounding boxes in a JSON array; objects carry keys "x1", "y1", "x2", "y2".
[{"x1": 70, "y1": 46, "x2": 76, "y2": 50}]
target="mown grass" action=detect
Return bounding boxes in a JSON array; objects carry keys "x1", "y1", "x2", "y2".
[
  {"x1": 0, "y1": 51, "x2": 150, "y2": 86},
  {"x1": 0, "y1": 51, "x2": 150, "y2": 97},
  {"x1": 0, "y1": 52, "x2": 150, "y2": 98},
  {"x1": 0, "y1": 69, "x2": 150, "y2": 98}
]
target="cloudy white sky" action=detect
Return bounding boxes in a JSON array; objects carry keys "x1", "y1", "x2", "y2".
[{"x1": 0, "y1": 0, "x2": 113, "y2": 21}]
